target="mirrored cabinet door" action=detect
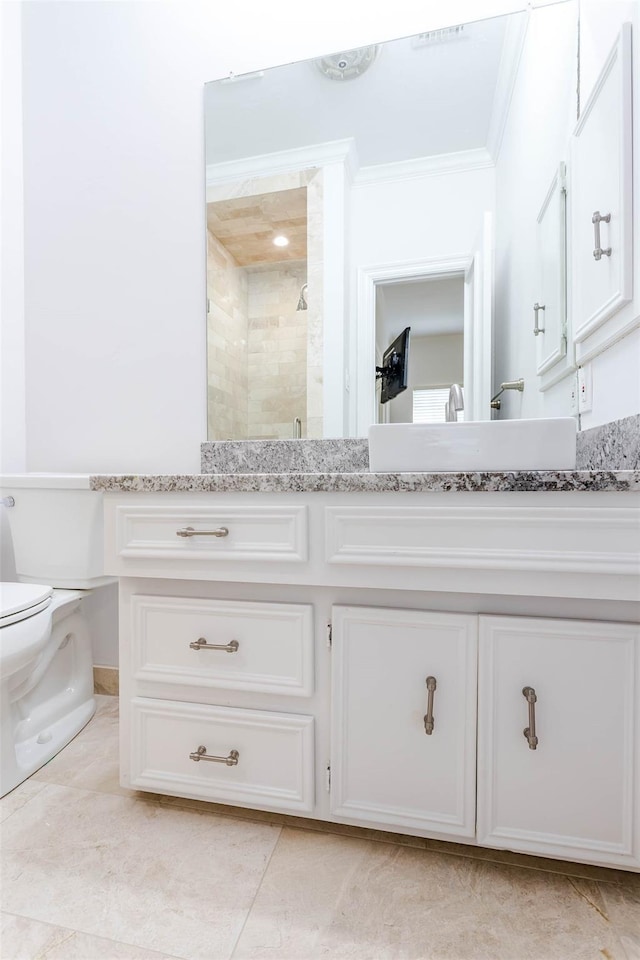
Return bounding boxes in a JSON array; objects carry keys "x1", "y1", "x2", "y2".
[
  {"x1": 535, "y1": 162, "x2": 569, "y2": 383},
  {"x1": 570, "y1": 23, "x2": 633, "y2": 349}
]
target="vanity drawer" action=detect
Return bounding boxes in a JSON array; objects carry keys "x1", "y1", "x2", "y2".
[
  {"x1": 129, "y1": 698, "x2": 315, "y2": 812},
  {"x1": 131, "y1": 595, "x2": 314, "y2": 696},
  {"x1": 110, "y1": 503, "x2": 307, "y2": 564}
]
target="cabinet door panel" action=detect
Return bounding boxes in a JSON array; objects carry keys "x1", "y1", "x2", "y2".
[
  {"x1": 478, "y1": 616, "x2": 639, "y2": 867},
  {"x1": 331, "y1": 606, "x2": 477, "y2": 837},
  {"x1": 570, "y1": 24, "x2": 633, "y2": 344},
  {"x1": 536, "y1": 163, "x2": 568, "y2": 378}
]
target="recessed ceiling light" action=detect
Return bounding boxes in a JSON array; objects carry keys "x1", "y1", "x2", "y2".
[{"x1": 273, "y1": 235, "x2": 289, "y2": 247}]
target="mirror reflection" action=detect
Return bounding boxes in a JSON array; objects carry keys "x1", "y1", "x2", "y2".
[{"x1": 204, "y1": 2, "x2": 576, "y2": 439}]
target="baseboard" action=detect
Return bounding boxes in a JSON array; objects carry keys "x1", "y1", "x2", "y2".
[{"x1": 93, "y1": 665, "x2": 119, "y2": 696}]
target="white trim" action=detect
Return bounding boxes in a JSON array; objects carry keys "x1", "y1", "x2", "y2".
[
  {"x1": 575, "y1": 312, "x2": 640, "y2": 366},
  {"x1": 206, "y1": 139, "x2": 358, "y2": 187},
  {"x1": 354, "y1": 148, "x2": 493, "y2": 186},
  {"x1": 355, "y1": 256, "x2": 469, "y2": 436},
  {"x1": 486, "y1": 10, "x2": 530, "y2": 163}
]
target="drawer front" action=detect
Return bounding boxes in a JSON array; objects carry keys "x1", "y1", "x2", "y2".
[
  {"x1": 113, "y1": 504, "x2": 307, "y2": 563},
  {"x1": 130, "y1": 698, "x2": 315, "y2": 812},
  {"x1": 325, "y1": 505, "x2": 640, "y2": 576},
  {"x1": 131, "y1": 595, "x2": 314, "y2": 696}
]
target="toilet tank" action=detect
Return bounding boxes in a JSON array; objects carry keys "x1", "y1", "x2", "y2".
[{"x1": 0, "y1": 475, "x2": 109, "y2": 589}]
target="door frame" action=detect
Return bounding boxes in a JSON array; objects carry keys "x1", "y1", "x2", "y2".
[{"x1": 355, "y1": 255, "x2": 470, "y2": 436}]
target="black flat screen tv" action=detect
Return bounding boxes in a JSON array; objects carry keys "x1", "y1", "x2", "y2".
[{"x1": 377, "y1": 326, "x2": 410, "y2": 404}]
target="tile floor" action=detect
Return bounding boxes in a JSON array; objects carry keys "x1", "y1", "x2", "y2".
[{"x1": 1, "y1": 696, "x2": 639, "y2": 960}]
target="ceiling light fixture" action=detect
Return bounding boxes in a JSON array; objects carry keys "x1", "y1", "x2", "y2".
[
  {"x1": 314, "y1": 45, "x2": 380, "y2": 82},
  {"x1": 273, "y1": 235, "x2": 289, "y2": 247}
]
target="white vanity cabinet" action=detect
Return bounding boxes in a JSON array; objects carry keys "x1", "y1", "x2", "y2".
[
  {"x1": 103, "y1": 487, "x2": 640, "y2": 871},
  {"x1": 330, "y1": 606, "x2": 478, "y2": 838},
  {"x1": 477, "y1": 616, "x2": 640, "y2": 870}
]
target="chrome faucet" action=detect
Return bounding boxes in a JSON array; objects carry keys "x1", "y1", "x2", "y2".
[{"x1": 445, "y1": 384, "x2": 464, "y2": 422}]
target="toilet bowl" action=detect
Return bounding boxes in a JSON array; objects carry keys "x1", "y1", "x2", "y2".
[{"x1": 0, "y1": 582, "x2": 96, "y2": 797}]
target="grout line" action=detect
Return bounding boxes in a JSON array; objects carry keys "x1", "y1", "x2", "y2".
[
  {"x1": 0, "y1": 910, "x2": 185, "y2": 960},
  {"x1": 567, "y1": 877, "x2": 610, "y2": 923},
  {"x1": 228, "y1": 822, "x2": 284, "y2": 960}
]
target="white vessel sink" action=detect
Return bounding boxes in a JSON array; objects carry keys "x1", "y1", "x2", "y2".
[{"x1": 368, "y1": 418, "x2": 577, "y2": 473}]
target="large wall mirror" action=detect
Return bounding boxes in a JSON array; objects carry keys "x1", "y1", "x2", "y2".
[{"x1": 205, "y1": 1, "x2": 577, "y2": 440}]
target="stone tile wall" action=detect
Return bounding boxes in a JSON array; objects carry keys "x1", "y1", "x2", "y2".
[
  {"x1": 206, "y1": 229, "x2": 249, "y2": 440},
  {"x1": 246, "y1": 262, "x2": 307, "y2": 439}
]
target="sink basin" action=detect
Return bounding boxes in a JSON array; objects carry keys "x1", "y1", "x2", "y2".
[{"x1": 368, "y1": 418, "x2": 577, "y2": 473}]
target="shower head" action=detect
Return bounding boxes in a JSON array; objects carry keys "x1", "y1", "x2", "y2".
[{"x1": 296, "y1": 283, "x2": 308, "y2": 311}]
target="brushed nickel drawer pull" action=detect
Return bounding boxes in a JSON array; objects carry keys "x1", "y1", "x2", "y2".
[
  {"x1": 189, "y1": 745, "x2": 240, "y2": 766},
  {"x1": 592, "y1": 211, "x2": 612, "y2": 260},
  {"x1": 189, "y1": 637, "x2": 239, "y2": 653},
  {"x1": 533, "y1": 302, "x2": 545, "y2": 336},
  {"x1": 523, "y1": 686, "x2": 539, "y2": 750},
  {"x1": 423, "y1": 676, "x2": 437, "y2": 735},
  {"x1": 176, "y1": 526, "x2": 229, "y2": 538}
]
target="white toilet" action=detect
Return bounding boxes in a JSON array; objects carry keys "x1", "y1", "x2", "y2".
[
  {"x1": 0, "y1": 475, "x2": 107, "y2": 798},
  {"x1": 0, "y1": 583, "x2": 96, "y2": 796}
]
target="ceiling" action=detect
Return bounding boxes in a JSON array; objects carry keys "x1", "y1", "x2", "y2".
[
  {"x1": 205, "y1": 12, "x2": 518, "y2": 168},
  {"x1": 206, "y1": 188, "x2": 307, "y2": 265}
]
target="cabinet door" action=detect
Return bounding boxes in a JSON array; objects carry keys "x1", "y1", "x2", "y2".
[
  {"x1": 330, "y1": 606, "x2": 477, "y2": 837},
  {"x1": 570, "y1": 24, "x2": 633, "y2": 345},
  {"x1": 478, "y1": 616, "x2": 639, "y2": 868},
  {"x1": 535, "y1": 163, "x2": 568, "y2": 379}
]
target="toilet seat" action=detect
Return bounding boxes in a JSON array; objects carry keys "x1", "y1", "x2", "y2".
[{"x1": 0, "y1": 583, "x2": 53, "y2": 628}]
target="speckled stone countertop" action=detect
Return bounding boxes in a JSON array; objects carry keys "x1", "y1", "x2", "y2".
[{"x1": 89, "y1": 470, "x2": 640, "y2": 493}]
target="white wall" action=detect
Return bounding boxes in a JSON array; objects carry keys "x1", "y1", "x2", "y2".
[{"x1": 0, "y1": 3, "x2": 26, "y2": 473}]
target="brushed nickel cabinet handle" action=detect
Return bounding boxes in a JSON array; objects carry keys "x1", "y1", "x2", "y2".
[
  {"x1": 176, "y1": 526, "x2": 229, "y2": 538},
  {"x1": 592, "y1": 211, "x2": 612, "y2": 260},
  {"x1": 189, "y1": 637, "x2": 239, "y2": 653},
  {"x1": 523, "y1": 686, "x2": 539, "y2": 750},
  {"x1": 423, "y1": 676, "x2": 437, "y2": 735},
  {"x1": 189, "y1": 746, "x2": 239, "y2": 766},
  {"x1": 533, "y1": 302, "x2": 545, "y2": 336}
]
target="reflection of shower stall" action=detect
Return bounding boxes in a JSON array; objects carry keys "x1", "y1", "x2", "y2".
[{"x1": 206, "y1": 168, "x2": 324, "y2": 441}]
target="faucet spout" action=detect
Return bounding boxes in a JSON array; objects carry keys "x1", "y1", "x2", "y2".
[{"x1": 445, "y1": 384, "x2": 464, "y2": 422}]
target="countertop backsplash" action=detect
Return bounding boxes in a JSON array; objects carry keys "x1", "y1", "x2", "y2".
[
  {"x1": 575, "y1": 414, "x2": 640, "y2": 470},
  {"x1": 200, "y1": 415, "x2": 639, "y2": 475}
]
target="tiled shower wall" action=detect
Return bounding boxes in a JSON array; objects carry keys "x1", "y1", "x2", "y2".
[
  {"x1": 246, "y1": 262, "x2": 307, "y2": 439},
  {"x1": 206, "y1": 229, "x2": 249, "y2": 440}
]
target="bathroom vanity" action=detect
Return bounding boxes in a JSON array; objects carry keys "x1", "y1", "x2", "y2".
[{"x1": 94, "y1": 464, "x2": 640, "y2": 873}]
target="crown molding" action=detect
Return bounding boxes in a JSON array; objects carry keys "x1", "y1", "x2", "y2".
[
  {"x1": 206, "y1": 138, "x2": 358, "y2": 188},
  {"x1": 354, "y1": 148, "x2": 494, "y2": 187}
]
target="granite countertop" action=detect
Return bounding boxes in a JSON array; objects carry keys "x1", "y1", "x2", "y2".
[
  {"x1": 90, "y1": 415, "x2": 640, "y2": 493},
  {"x1": 89, "y1": 470, "x2": 640, "y2": 493}
]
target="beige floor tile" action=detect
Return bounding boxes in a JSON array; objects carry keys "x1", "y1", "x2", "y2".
[
  {"x1": 233, "y1": 828, "x2": 625, "y2": 960},
  {"x1": 0, "y1": 912, "x2": 181, "y2": 959},
  {"x1": 30, "y1": 695, "x2": 130, "y2": 798},
  {"x1": 598, "y1": 873, "x2": 640, "y2": 960},
  {"x1": 1, "y1": 783, "x2": 281, "y2": 960},
  {"x1": 0, "y1": 779, "x2": 47, "y2": 823},
  {"x1": 232, "y1": 828, "x2": 370, "y2": 960}
]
